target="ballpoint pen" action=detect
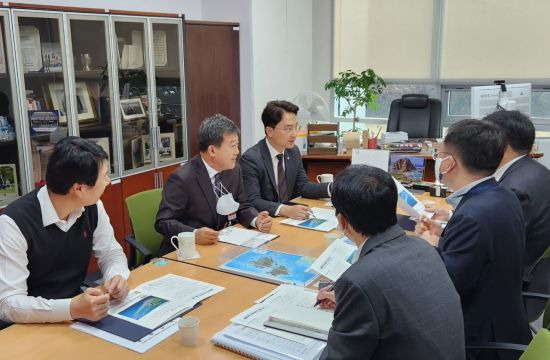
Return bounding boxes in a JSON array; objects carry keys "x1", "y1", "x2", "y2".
[{"x1": 314, "y1": 283, "x2": 335, "y2": 307}]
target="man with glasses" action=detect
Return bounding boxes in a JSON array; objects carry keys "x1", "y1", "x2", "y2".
[
  {"x1": 241, "y1": 101, "x2": 331, "y2": 220},
  {"x1": 415, "y1": 120, "x2": 531, "y2": 358}
]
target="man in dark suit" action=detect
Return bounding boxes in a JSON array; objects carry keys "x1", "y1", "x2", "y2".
[
  {"x1": 416, "y1": 120, "x2": 531, "y2": 359},
  {"x1": 240, "y1": 100, "x2": 330, "y2": 220},
  {"x1": 484, "y1": 110, "x2": 550, "y2": 269},
  {"x1": 316, "y1": 165, "x2": 464, "y2": 360},
  {"x1": 155, "y1": 114, "x2": 272, "y2": 255}
]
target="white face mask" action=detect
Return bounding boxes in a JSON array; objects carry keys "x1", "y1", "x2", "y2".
[
  {"x1": 434, "y1": 156, "x2": 452, "y2": 184},
  {"x1": 215, "y1": 183, "x2": 240, "y2": 215}
]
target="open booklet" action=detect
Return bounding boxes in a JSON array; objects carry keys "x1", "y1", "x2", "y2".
[
  {"x1": 280, "y1": 207, "x2": 338, "y2": 232},
  {"x1": 306, "y1": 236, "x2": 356, "y2": 282},
  {"x1": 72, "y1": 274, "x2": 224, "y2": 349},
  {"x1": 219, "y1": 226, "x2": 278, "y2": 248}
]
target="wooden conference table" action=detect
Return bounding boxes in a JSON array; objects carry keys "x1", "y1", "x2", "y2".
[{"x1": 1, "y1": 193, "x2": 448, "y2": 359}]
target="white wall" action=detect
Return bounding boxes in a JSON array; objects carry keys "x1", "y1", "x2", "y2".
[{"x1": 7, "y1": 0, "x2": 203, "y2": 19}]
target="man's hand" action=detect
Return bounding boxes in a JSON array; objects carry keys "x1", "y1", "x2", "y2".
[
  {"x1": 103, "y1": 275, "x2": 129, "y2": 300},
  {"x1": 70, "y1": 288, "x2": 110, "y2": 321},
  {"x1": 317, "y1": 286, "x2": 336, "y2": 310},
  {"x1": 415, "y1": 216, "x2": 443, "y2": 247},
  {"x1": 424, "y1": 205, "x2": 451, "y2": 221},
  {"x1": 279, "y1": 204, "x2": 311, "y2": 220},
  {"x1": 255, "y1": 211, "x2": 272, "y2": 233},
  {"x1": 195, "y1": 227, "x2": 219, "y2": 245}
]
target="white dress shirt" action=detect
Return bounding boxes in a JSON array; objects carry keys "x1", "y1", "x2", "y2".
[
  {"x1": 265, "y1": 139, "x2": 287, "y2": 216},
  {"x1": 0, "y1": 186, "x2": 130, "y2": 323},
  {"x1": 201, "y1": 157, "x2": 257, "y2": 228},
  {"x1": 493, "y1": 155, "x2": 525, "y2": 181}
]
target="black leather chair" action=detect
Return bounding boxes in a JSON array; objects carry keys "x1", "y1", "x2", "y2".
[{"x1": 387, "y1": 94, "x2": 442, "y2": 138}]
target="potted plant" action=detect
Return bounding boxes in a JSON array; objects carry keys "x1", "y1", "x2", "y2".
[{"x1": 325, "y1": 69, "x2": 386, "y2": 149}]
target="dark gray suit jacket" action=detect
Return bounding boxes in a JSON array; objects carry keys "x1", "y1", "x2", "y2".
[
  {"x1": 240, "y1": 138, "x2": 329, "y2": 215},
  {"x1": 320, "y1": 225, "x2": 465, "y2": 360},
  {"x1": 499, "y1": 156, "x2": 550, "y2": 268},
  {"x1": 155, "y1": 155, "x2": 258, "y2": 255}
]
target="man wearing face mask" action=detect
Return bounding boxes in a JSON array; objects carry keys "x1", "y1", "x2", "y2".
[
  {"x1": 316, "y1": 165, "x2": 464, "y2": 360},
  {"x1": 156, "y1": 114, "x2": 272, "y2": 255},
  {"x1": 415, "y1": 120, "x2": 531, "y2": 358}
]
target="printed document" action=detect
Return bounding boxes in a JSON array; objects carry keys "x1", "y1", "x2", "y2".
[
  {"x1": 307, "y1": 236, "x2": 356, "y2": 281},
  {"x1": 280, "y1": 207, "x2": 338, "y2": 232},
  {"x1": 219, "y1": 226, "x2": 278, "y2": 247}
]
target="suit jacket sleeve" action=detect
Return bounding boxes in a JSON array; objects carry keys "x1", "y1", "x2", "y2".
[
  {"x1": 240, "y1": 153, "x2": 281, "y2": 216},
  {"x1": 320, "y1": 276, "x2": 379, "y2": 360},
  {"x1": 235, "y1": 164, "x2": 259, "y2": 227},
  {"x1": 291, "y1": 151, "x2": 330, "y2": 199},
  {"x1": 439, "y1": 213, "x2": 489, "y2": 299},
  {"x1": 155, "y1": 172, "x2": 196, "y2": 236}
]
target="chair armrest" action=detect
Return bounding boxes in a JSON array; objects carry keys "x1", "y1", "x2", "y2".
[
  {"x1": 522, "y1": 292, "x2": 550, "y2": 301},
  {"x1": 466, "y1": 342, "x2": 527, "y2": 352},
  {"x1": 124, "y1": 235, "x2": 152, "y2": 266}
]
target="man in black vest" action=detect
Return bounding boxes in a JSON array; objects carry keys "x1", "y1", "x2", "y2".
[{"x1": 0, "y1": 137, "x2": 130, "y2": 325}]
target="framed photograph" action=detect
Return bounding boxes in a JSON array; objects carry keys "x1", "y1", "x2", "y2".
[
  {"x1": 159, "y1": 132, "x2": 175, "y2": 162},
  {"x1": 48, "y1": 82, "x2": 95, "y2": 124},
  {"x1": 141, "y1": 134, "x2": 151, "y2": 164},
  {"x1": 40, "y1": 43, "x2": 62, "y2": 72},
  {"x1": 120, "y1": 98, "x2": 146, "y2": 121},
  {"x1": 28, "y1": 110, "x2": 60, "y2": 132},
  {"x1": 131, "y1": 136, "x2": 144, "y2": 168},
  {"x1": 88, "y1": 137, "x2": 110, "y2": 164},
  {"x1": 153, "y1": 30, "x2": 167, "y2": 67},
  {"x1": 19, "y1": 26, "x2": 42, "y2": 72},
  {"x1": 0, "y1": 164, "x2": 19, "y2": 201}
]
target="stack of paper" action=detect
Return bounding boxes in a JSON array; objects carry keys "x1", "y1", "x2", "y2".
[
  {"x1": 280, "y1": 207, "x2": 338, "y2": 232},
  {"x1": 72, "y1": 274, "x2": 224, "y2": 353},
  {"x1": 219, "y1": 226, "x2": 278, "y2": 248},
  {"x1": 380, "y1": 131, "x2": 408, "y2": 144},
  {"x1": 265, "y1": 305, "x2": 333, "y2": 340},
  {"x1": 212, "y1": 284, "x2": 328, "y2": 359}
]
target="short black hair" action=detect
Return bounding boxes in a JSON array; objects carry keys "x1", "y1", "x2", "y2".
[
  {"x1": 198, "y1": 114, "x2": 240, "y2": 152},
  {"x1": 261, "y1": 100, "x2": 299, "y2": 129},
  {"x1": 444, "y1": 119, "x2": 505, "y2": 176},
  {"x1": 331, "y1": 165, "x2": 397, "y2": 237},
  {"x1": 46, "y1": 136, "x2": 108, "y2": 195},
  {"x1": 483, "y1": 110, "x2": 535, "y2": 155}
]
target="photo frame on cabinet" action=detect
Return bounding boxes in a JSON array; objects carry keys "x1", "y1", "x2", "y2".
[
  {"x1": 130, "y1": 135, "x2": 144, "y2": 168},
  {"x1": 0, "y1": 163, "x2": 18, "y2": 201},
  {"x1": 87, "y1": 137, "x2": 110, "y2": 164},
  {"x1": 48, "y1": 82, "x2": 95, "y2": 124},
  {"x1": 120, "y1": 98, "x2": 146, "y2": 121},
  {"x1": 159, "y1": 132, "x2": 175, "y2": 162},
  {"x1": 141, "y1": 134, "x2": 151, "y2": 164}
]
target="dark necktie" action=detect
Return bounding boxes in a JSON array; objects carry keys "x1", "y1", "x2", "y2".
[
  {"x1": 214, "y1": 173, "x2": 222, "y2": 197},
  {"x1": 276, "y1": 154, "x2": 288, "y2": 202}
]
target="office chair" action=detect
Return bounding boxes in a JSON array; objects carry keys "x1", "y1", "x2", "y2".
[
  {"x1": 523, "y1": 246, "x2": 550, "y2": 331},
  {"x1": 387, "y1": 94, "x2": 442, "y2": 138},
  {"x1": 125, "y1": 188, "x2": 164, "y2": 268},
  {"x1": 466, "y1": 328, "x2": 550, "y2": 360}
]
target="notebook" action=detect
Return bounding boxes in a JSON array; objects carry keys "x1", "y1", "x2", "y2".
[{"x1": 264, "y1": 305, "x2": 333, "y2": 341}]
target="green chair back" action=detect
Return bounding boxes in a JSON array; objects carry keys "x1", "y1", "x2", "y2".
[
  {"x1": 544, "y1": 301, "x2": 550, "y2": 330},
  {"x1": 125, "y1": 188, "x2": 163, "y2": 266},
  {"x1": 520, "y1": 328, "x2": 550, "y2": 360}
]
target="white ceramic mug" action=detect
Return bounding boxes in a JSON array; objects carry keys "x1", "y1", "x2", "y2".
[
  {"x1": 170, "y1": 232, "x2": 195, "y2": 260},
  {"x1": 178, "y1": 316, "x2": 200, "y2": 347},
  {"x1": 316, "y1": 173, "x2": 334, "y2": 183}
]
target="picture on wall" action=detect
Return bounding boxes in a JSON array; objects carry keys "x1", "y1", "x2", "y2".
[
  {"x1": 0, "y1": 164, "x2": 18, "y2": 201},
  {"x1": 159, "y1": 132, "x2": 175, "y2": 162},
  {"x1": 120, "y1": 98, "x2": 146, "y2": 121}
]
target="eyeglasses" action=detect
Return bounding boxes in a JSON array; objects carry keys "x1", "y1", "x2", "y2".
[{"x1": 432, "y1": 151, "x2": 452, "y2": 161}]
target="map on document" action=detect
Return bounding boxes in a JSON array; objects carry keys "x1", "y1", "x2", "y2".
[
  {"x1": 280, "y1": 207, "x2": 338, "y2": 232},
  {"x1": 220, "y1": 248, "x2": 317, "y2": 286}
]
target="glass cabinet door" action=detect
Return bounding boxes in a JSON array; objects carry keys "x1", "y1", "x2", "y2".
[
  {"x1": 112, "y1": 17, "x2": 153, "y2": 174},
  {"x1": 13, "y1": 11, "x2": 70, "y2": 189},
  {"x1": 67, "y1": 15, "x2": 118, "y2": 177},
  {"x1": 0, "y1": 11, "x2": 26, "y2": 206},
  {"x1": 151, "y1": 19, "x2": 187, "y2": 164}
]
